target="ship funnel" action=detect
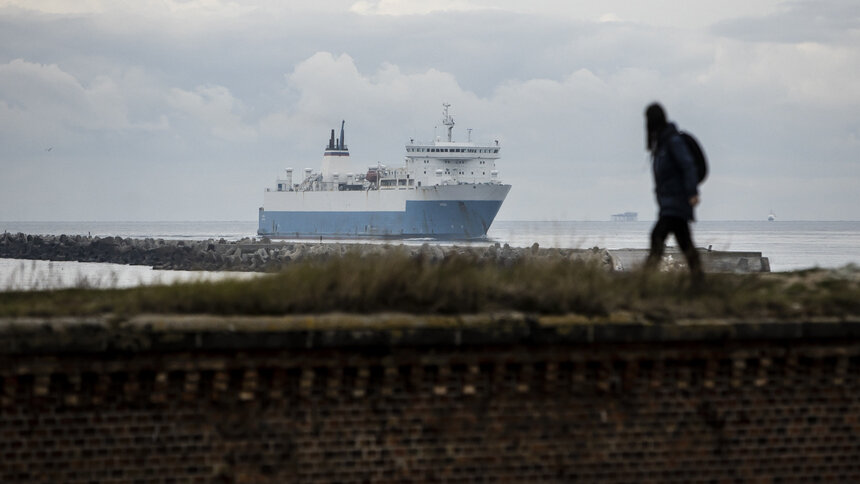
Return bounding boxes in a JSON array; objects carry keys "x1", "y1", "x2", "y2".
[
  {"x1": 328, "y1": 130, "x2": 335, "y2": 150},
  {"x1": 339, "y1": 120, "x2": 346, "y2": 150}
]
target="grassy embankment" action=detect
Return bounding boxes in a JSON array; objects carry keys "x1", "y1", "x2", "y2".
[{"x1": 0, "y1": 250, "x2": 857, "y2": 321}]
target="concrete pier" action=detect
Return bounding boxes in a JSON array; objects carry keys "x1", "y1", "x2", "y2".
[{"x1": 610, "y1": 247, "x2": 770, "y2": 272}]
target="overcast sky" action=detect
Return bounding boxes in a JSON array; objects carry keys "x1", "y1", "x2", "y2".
[{"x1": 1, "y1": 0, "x2": 858, "y2": 221}]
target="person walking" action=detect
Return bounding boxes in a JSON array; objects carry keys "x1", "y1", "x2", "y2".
[{"x1": 644, "y1": 102, "x2": 703, "y2": 282}]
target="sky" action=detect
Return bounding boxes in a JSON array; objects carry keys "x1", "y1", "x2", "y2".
[{"x1": 0, "y1": 0, "x2": 858, "y2": 222}]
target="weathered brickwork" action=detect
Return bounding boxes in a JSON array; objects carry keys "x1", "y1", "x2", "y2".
[{"x1": 2, "y1": 322, "x2": 860, "y2": 482}]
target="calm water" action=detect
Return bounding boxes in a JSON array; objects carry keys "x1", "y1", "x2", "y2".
[
  {"x1": 1, "y1": 220, "x2": 858, "y2": 290},
  {"x1": 0, "y1": 258, "x2": 258, "y2": 292}
]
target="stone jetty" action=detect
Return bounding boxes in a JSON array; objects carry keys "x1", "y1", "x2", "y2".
[
  {"x1": 0, "y1": 232, "x2": 769, "y2": 272},
  {"x1": 0, "y1": 232, "x2": 617, "y2": 272}
]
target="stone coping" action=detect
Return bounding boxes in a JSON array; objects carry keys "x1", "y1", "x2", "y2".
[{"x1": 1, "y1": 313, "x2": 858, "y2": 355}]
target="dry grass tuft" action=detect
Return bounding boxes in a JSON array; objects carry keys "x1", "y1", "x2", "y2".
[{"x1": 1, "y1": 252, "x2": 857, "y2": 322}]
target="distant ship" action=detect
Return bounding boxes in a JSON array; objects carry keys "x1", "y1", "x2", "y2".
[
  {"x1": 768, "y1": 210, "x2": 776, "y2": 222},
  {"x1": 611, "y1": 212, "x2": 638, "y2": 222},
  {"x1": 258, "y1": 104, "x2": 511, "y2": 239}
]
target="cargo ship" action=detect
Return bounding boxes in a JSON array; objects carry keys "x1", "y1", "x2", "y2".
[{"x1": 257, "y1": 105, "x2": 511, "y2": 239}]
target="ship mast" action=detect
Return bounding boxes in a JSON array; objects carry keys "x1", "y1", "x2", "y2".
[{"x1": 442, "y1": 103, "x2": 455, "y2": 142}]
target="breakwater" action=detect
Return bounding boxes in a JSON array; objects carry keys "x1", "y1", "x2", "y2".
[
  {"x1": 1, "y1": 314, "x2": 858, "y2": 482},
  {"x1": 0, "y1": 232, "x2": 769, "y2": 272},
  {"x1": 0, "y1": 232, "x2": 615, "y2": 271}
]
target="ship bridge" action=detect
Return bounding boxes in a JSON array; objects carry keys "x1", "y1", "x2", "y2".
[
  {"x1": 405, "y1": 144, "x2": 500, "y2": 159},
  {"x1": 404, "y1": 104, "x2": 502, "y2": 187}
]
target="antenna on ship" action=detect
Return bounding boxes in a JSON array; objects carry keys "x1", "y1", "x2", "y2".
[{"x1": 442, "y1": 103, "x2": 455, "y2": 142}]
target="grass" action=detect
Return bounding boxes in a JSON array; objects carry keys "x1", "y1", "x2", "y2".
[{"x1": 0, "y1": 250, "x2": 857, "y2": 322}]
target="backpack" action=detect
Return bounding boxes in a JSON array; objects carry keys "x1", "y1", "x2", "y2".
[{"x1": 679, "y1": 131, "x2": 708, "y2": 184}]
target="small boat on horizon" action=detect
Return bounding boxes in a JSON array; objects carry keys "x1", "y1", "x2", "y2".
[{"x1": 768, "y1": 210, "x2": 776, "y2": 222}]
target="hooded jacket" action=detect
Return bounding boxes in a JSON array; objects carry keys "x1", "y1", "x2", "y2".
[{"x1": 652, "y1": 122, "x2": 699, "y2": 221}]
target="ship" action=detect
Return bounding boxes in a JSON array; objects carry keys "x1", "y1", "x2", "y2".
[
  {"x1": 257, "y1": 104, "x2": 511, "y2": 239},
  {"x1": 611, "y1": 212, "x2": 638, "y2": 222}
]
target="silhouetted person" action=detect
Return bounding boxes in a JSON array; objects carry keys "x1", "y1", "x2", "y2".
[{"x1": 644, "y1": 102, "x2": 703, "y2": 282}]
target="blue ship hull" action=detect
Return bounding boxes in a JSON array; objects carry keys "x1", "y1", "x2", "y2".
[{"x1": 258, "y1": 199, "x2": 504, "y2": 239}]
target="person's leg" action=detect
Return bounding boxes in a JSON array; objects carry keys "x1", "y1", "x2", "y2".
[
  {"x1": 669, "y1": 218, "x2": 703, "y2": 279},
  {"x1": 646, "y1": 217, "x2": 671, "y2": 270}
]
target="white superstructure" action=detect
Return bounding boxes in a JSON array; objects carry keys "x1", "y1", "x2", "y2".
[{"x1": 404, "y1": 103, "x2": 502, "y2": 188}]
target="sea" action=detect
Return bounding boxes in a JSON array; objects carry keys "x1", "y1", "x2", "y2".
[{"x1": 1, "y1": 220, "x2": 858, "y2": 291}]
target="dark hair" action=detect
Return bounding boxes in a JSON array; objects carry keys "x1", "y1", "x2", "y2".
[{"x1": 645, "y1": 102, "x2": 667, "y2": 151}]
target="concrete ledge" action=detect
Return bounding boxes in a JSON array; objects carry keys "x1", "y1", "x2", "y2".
[
  {"x1": 1, "y1": 313, "x2": 858, "y2": 355},
  {"x1": 609, "y1": 248, "x2": 770, "y2": 272}
]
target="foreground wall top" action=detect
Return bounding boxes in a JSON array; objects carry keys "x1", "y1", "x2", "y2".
[{"x1": 1, "y1": 313, "x2": 859, "y2": 355}]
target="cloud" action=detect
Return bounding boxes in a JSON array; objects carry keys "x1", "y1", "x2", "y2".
[
  {"x1": 712, "y1": 0, "x2": 860, "y2": 44},
  {"x1": 2, "y1": 0, "x2": 257, "y2": 18},
  {"x1": 349, "y1": 0, "x2": 483, "y2": 16},
  {"x1": 0, "y1": 59, "x2": 171, "y2": 138},
  {"x1": 0, "y1": 0, "x2": 108, "y2": 15},
  {"x1": 168, "y1": 84, "x2": 257, "y2": 141},
  {"x1": 0, "y1": 57, "x2": 261, "y2": 145},
  {"x1": 285, "y1": 52, "x2": 466, "y2": 120},
  {"x1": 697, "y1": 39, "x2": 860, "y2": 108}
]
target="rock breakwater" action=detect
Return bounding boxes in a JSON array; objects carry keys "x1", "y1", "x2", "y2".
[{"x1": 0, "y1": 233, "x2": 616, "y2": 272}]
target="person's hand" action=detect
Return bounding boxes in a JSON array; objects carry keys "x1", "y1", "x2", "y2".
[{"x1": 689, "y1": 195, "x2": 700, "y2": 207}]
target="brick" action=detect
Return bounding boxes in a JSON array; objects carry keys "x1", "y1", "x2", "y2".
[{"x1": 2, "y1": 332, "x2": 860, "y2": 482}]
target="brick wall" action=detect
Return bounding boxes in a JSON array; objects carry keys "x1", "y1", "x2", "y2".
[{"x1": 2, "y1": 315, "x2": 859, "y2": 482}]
